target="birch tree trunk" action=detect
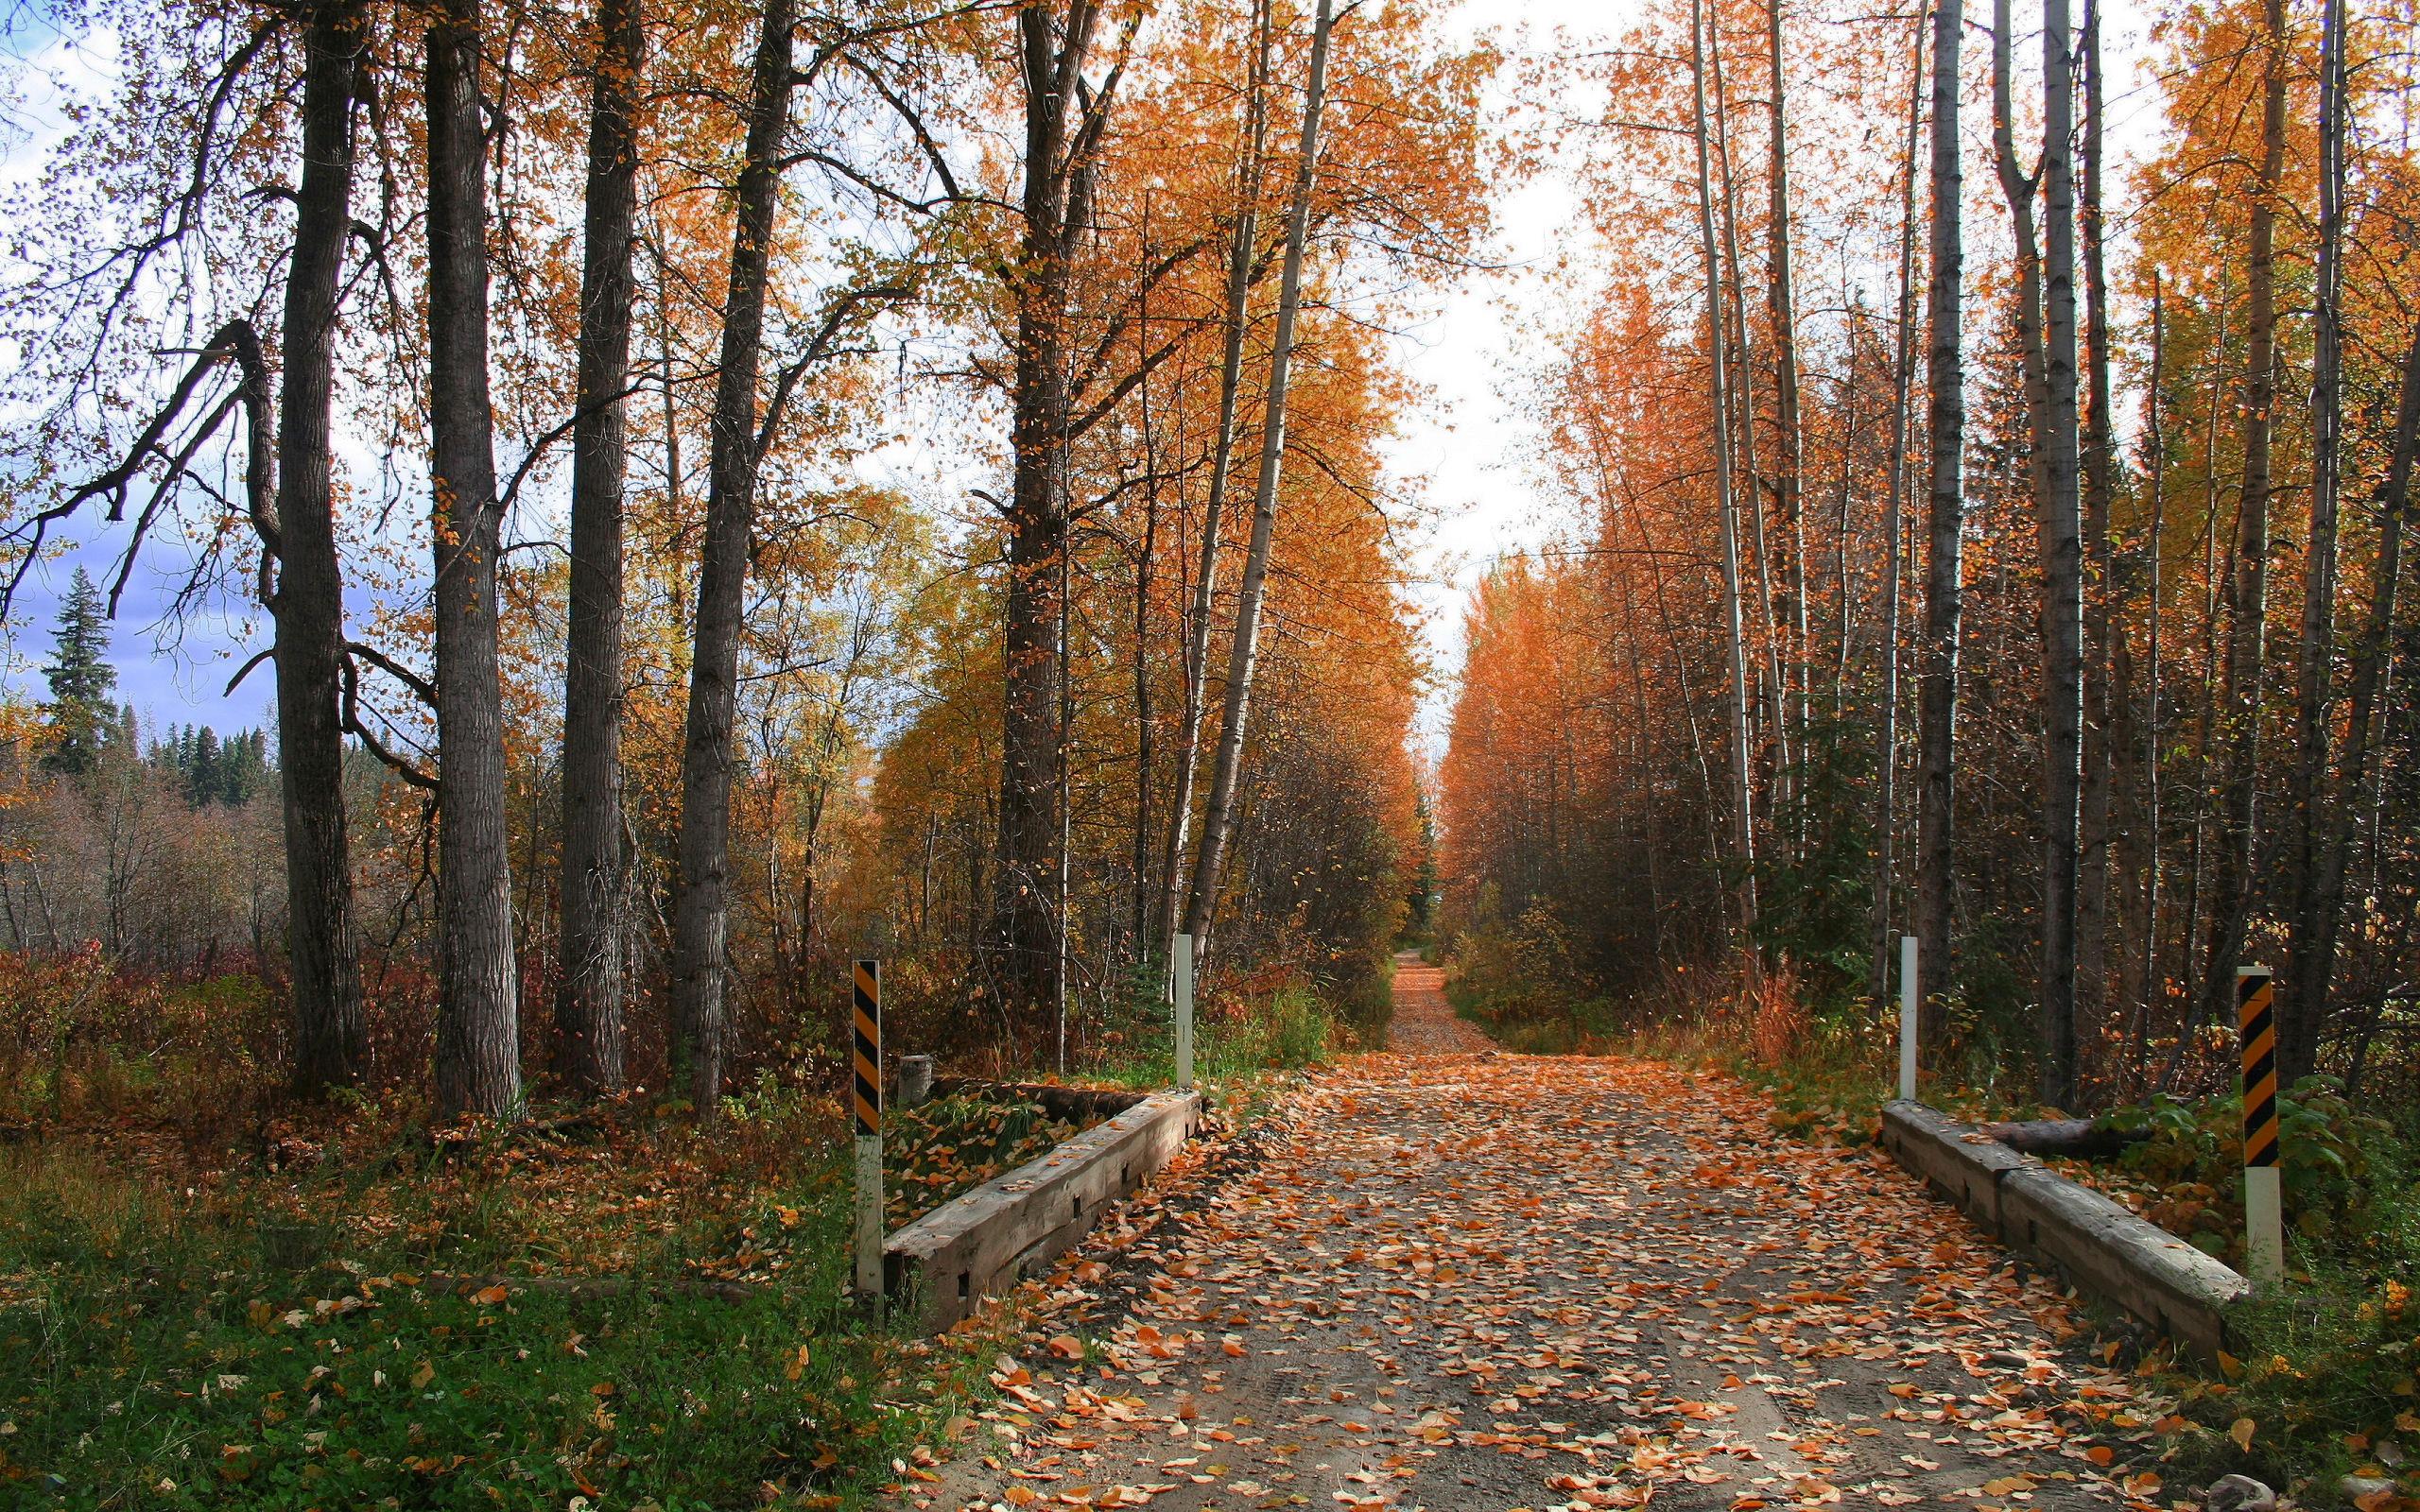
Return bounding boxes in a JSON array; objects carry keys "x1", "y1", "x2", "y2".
[
  {"x1": 1690, "y1": 0, "x2": 1761, "y2": 961},
  {"x1": 1872, "y1": 3, "x2": 1925, "y2": 1009},
  {"x1": 427, "y1": 0, "x2": 522, "y2": 1118},
  {"x1": 667, "y1": 0, "x2": 792, "y2": 1109},
  {"x1": 1914, "y1": 0, "x2": 1966, "y2": 1023},
  {"x1": 1158, "y1": 0, "x2": 1272, "y2": 954},
  {"x1": 1183, "y1": 0, "x2": 1335, "y2": 951},
  {"x1": 554, "y1": 0, "x2": 643, "y2": 1096},
  {"x1": 279, "y1": 0, "x2": 370, "y2": 1097}
]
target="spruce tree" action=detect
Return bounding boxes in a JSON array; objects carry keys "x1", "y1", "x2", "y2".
[{"x1": 42, "y1": 568, "x2": 116, "y2": 777}]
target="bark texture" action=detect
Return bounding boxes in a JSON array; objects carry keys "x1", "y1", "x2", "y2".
[
  {"x1": 2037, "y1": 0, "x2": 2085, "y2": 1110},
  {"x1": 555, "y1": 0, "x2": 644, "y2": 1095},
  {"x1": 280, "y1": 0, "x2": 370, "y2": 1098},
  {"x1": 993, "y1": 0, "x2": 1110, "y2": 1029},
  {"x1": 2284, "y1": 0, "x2": 2348, "y2": 1087},
  {"x1": 2195, "y1": 0, "x2": 2286, "y2": 1042},
  {"x1": 427, "y1": 0, "x2": 522, "y2": 1119},
  {"x1": 1913, "y1": 0, "x2": 1964, "y2": 1022},
  {"x1": 668, "y1": 0, "x2": 794, "y2": 1110}
]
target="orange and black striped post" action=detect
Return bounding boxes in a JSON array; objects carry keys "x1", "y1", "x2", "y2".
[
  {"x1": 853, "y1": 959, "x2": 884, "y2": 1298},
  {"x1": 2238, "y1": 966, "x2": 2284, "y2": 1286}
]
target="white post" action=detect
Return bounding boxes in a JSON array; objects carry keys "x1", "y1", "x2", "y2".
[
  {"x1": 1174, "y1": 932, "x2": 1196, "y2": 1090},
  {"x1": 855, "y1": 1134, "x2": 884, "y2": 1296},
  {"x1": 1898, "y1": 935, "x2": 1919, "y2": 1102}
]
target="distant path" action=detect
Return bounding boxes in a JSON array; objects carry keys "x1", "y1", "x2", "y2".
[
  {"x1": 915, "y1": 972, "x2": 2144, "y2": 1512},
  {"x1": 1383, "y1": 950, "x2": 1496, "y2": 1054}
]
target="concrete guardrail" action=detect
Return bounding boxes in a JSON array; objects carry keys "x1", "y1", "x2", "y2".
[
  {"x1": 1879, "y1": 1099, "x2": 2250, "y2": 1365},
  {"x1": 885, "y1": 1089, "x2": 1205, "y2": 1332}
]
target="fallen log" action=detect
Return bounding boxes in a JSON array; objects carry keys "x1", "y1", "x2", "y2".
[{"x1": 1976, "y1": 1118, "x2": 2150, "y2": 1160}]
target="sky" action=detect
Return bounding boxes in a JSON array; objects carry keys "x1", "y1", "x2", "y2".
[{"x1": 0, "y1": 0, "x2": 2171, "y2": 751}]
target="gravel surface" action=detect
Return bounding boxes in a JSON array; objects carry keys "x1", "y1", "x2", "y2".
[{"x1": 908, "y1": 979, "x2": 2167, "y2": 1512}]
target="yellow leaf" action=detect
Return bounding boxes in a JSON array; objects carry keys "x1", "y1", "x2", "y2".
[
  {"x1": 786, "y1": 1345, "x2": 809, "y2": 1382},
  {"x1": 410, "y1": 1360, "x2": 435, "y2": 1389},
  {"x1": 1222, "y1": 1341, "x2": 1246, "y2": 1358},
  {"x1": 472, "y1": 1285, "x2": 509, "y2": 1307},
  {"x1": 1981, "y1": 1478, "x2": 2035, "y2": 1496},
  {"x1": 1046, "y1": 1335, "x2": 1084, "y2": 1360},
  {"x1": 2397, "y1": 1412, "x2": 2420, "y2": 1433},
  {"x1": 2227, "y1": 1418, "x2": 2255, "y2": 1452},
  {"x1": 2216, "y1": 1351, "x2": 2242, "y2": 1380}
]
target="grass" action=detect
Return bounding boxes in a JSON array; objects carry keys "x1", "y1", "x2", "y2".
[
  {"x1": 0, "y1": 1127, "x2": 1023, "y2": 1511},
  {"x1": 0, "y1": 956, "x2": 1380, "y2": 1510}
]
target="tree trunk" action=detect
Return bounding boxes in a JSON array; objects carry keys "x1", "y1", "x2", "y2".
[
  {"x1": 1689, "y1": 0, "x2": 1761, "y2": 961},
  {"x1": 2285, "y1": 0, "x2": 2348, "y2": 1087},
  {"x1": 994, "y1": 0, "x2": 1110, "y2": 1031},
  {"x1": 1158, "y1": 0, "x2": 1272, "y2": 955},
  {"x1": 1872, "y1": 4, "x2": 1925, "y2": 1008},
  {"x1": 427, "y1": 0, "x2": 522, "y2": 1119},
  {"x1": 667, "y1": 0, "x2": 792, "y2": 1110},
  {"x1": 2078, "y1": 0, "x2": 2118, "y2": 1090},
  {"x1": 2037, "y1": 0, "x2": 2084, "y2": 1110},
  {"x1": 2196, "y1": 0, "x2": 2285, "y2": 1048},
  {"x1": 554, "y1": 0, "x2": 643, "y2": 1097},
  {"x1": 1914, "y1": 0, "x2": 1965, "y2": 1024},
  {"x1": 1183, "y1": 0, "x2": 1336, "y2": 951},
  {"x1": 2126, "y1": 276, "x2": 2167, "y2": 1082},
  {"x1": 1768, "y1": 0, "x2": 1807, "y2": 787},
  {"x1": 2302, "y1": 324, "x2": 2420, "y2": 1091},
  {"x1": 279, "y1": 0, "x2": 370, "y2": 1098}
]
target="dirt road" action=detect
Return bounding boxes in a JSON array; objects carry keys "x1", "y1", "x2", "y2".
[{"x1": 914, "y1": 974, "x2": 2157, "y2": 1512}]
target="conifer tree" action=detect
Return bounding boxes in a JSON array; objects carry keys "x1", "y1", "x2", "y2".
[{"x1": 43, "y1": 567, "x2": 116, "y2": 778}]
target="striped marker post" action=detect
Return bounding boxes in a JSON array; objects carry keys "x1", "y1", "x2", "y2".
[
  {"x1": 1173, "y1": 933, "x2": 1196, "y2": 1091},
  {"x1": 853, "y1": 959, "x2": 884, "y2": 1299},
  {"x1": 2238, "y1": 965, "x2": 2284, "y2": 1287}
]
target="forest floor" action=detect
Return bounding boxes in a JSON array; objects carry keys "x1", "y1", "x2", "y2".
[{"x1": 912, "y1": 971, "x2": 2174, "y2": 1512}]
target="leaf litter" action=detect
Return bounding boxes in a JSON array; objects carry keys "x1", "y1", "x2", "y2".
[{"x1": 908, "y1": 1023, "x2": 2174, "y2": 1512}]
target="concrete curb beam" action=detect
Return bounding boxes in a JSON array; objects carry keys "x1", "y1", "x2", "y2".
[
  {"x1": 1878, "y1": 1099, "x2": 2250, "y2": 1365},
  {"x1": 885, "y1": 1090, "x2": 1206, "y2": 1333}
]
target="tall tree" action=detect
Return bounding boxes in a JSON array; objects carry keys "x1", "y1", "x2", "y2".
[
  {"x1": 1766, "y1": 0, "x2": 1806, "y2": 770},
  {"x1": 667, "y1": 0, "x2": 796, "y2": 1110},
  {"x1": 2038, "y1": 0, "x2": 2085, "y2": 1109},
  {"x1": 1158, "y1": 0, "x2": 1273, "y2": 955},
  {"x1": 1872, "y1": 1, "x2": 1926, "y2": 1008},
  {"x1": 275, "y1": 2, "x2": 372, "y2": 1097},
  {"x1": 1184, "y1": 0, "x2": 1339, "y2": 951},
  {"x1": 1687, "y1": 0, "x2": 1760, "y2": 961},
  {"x1": 426, "y1": 0, "x2": 522, "y2": 1119},
  {"x1": 2195, "y1": 0, "x2": 2286, "y2": 1049},
  {"x1": 1913, "y1": 0, "x2": 1965, "y2": 1024},
  {"x1": 2078, "y1": 0, "x2": 2118, "y2": 1088},
  {"x1": 991, "y1": 0, "x2": 1124, "y2": 1026},
  {"x1": 2285, "y1": 0, "x2": 2349, "y2": 1087},
  {"x1": 555, "y1": 0, "x2": 646, "y2": 1096}
]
